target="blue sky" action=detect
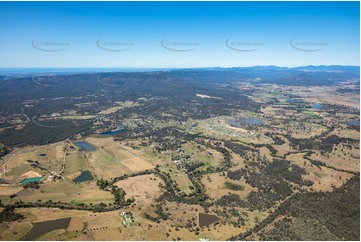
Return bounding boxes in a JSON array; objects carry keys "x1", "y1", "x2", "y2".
[{"x1": 0, "y1": 1, "x2": 359, "y2": 68}]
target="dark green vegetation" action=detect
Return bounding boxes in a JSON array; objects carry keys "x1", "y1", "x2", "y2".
[
  {"x1": 0, "y1": 66, "x2": 358, "y2": 147},
  {"x1": 1, "y1": 120, "x2": 93, "y2": 147},
  {"x1": 218, "y1": 158, "x2": 313, "y2": 211},
  {"x1": 0, "y1": 70, "x2": 261, "y2": 147},
  {"x1": 0, "y1": 205, "x2": 24, "y2": 223},
  {"x1": 0, "y1": 144, "x2": 10, "y2": 158},
  {"x1": 224, "y1": 182, "x2": 244, "y2": 191},
  {"x1": 230, "y1": 176, "x2": 360, "y2": 241},
  {"x1": 286, "y1": 134, "x2": 358, "y2": 154}
]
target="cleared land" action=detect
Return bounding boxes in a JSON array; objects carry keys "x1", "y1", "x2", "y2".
[
  {"x1": 114, "y1": 174, "x2": 164, "y2": 204},
  {"x1": 86, "y1": 137, "x2": 154, "y2": 179},
  {"x1": 202, "y1": 172, "x2": 256, "y2": 199}
]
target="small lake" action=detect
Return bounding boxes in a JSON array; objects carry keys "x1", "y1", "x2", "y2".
[
  {"x1": 346, "y1": 120, "x2": 359, "y2": 125},
  {"x1": 312, "y1": 103, "x2": 322, "y2": 109},
  {"x1": 22, "y1": 217, "x2": 71, "y2": 240},
  {"x1": 228, "y1": 118, "x2": 263, "y2": 128},
  {"x1": 74, "y1": 170, "x2": 94, "y2": 183},
  {"x1": 198, "y1": 213, "x2": 220, "y2": 227},
  {"x1": 100, "y1": 129, "x2": 126, "y2": 135},
  {"x1": 74, "y1": 141, "x2": 96, "y2": 151}
]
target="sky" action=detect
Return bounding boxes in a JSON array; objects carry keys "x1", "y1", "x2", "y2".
[{"x1": 0, "y1": 1, "x2": 359, "y2": 68}]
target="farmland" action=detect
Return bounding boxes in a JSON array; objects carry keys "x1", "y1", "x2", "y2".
[{"x1": 0, "y1": 67, "x2": 359, "y2": 241}]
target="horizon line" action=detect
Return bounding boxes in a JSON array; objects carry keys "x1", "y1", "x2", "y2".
[{"x1": 0, "y1": 64, "x2": 360, "y2": 70}]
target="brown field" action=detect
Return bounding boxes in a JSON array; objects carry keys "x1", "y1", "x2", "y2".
[
  {"x1": 67, "y1": 171, "x2": 81, "y2": 180},
  {"x1": 287, "y1": 153, "x2": 353, "y2": 192},
  {"x1": 165, "y1": 201, "x2": 205, "y2": 227},
  {"x1": 121, "y1": 157, "x2": 154, "y2": 172},
  {"x1": 201, "y1": 172, "x2": 256, "y2": 200},
  {"x1": 330, "y1": 128, "x2": 360, "y2": 140},
  {"x1": 98, "y1": 106, "x2": 123, "y2": 115},
  {"x1": 67, "y1": 217, "x2": 84, "y2": 231},
  {"x1": 259, "y1": 146, "x2": 273, "y2": 161},
  {"x1": 222, "y1": 120, "x2": 247, "y2": 133},
  {"x1": 228, "y1": 151, "x2": 246, "y2": 170},
  {"x1": 98, "y1": 101, "x2": 139, "y2": 115},
  {"x1": 305, "y1": 92, "x2": 360, "y2": 109},
  {"x1": 0, "y1": 185, "x2": 23, "y2": 195},
  {"x1": 114, "y1": 174, "x2": 165, "y2": 205},
  {"x1": 86, "y1": 137, "x2": 154, "y2": 179},
  {"x1": 309, "y1": 144, "x2": 359, "y2": 173},
  {"x1": 165, "y1": 202, "x2": 269, "y2": 241},
  {"x1": 60, "y1": 115, "x2": 96, "y2": 120},
  {"x1": 280, "y1": 121, "x2": 327, "y2": 139}
]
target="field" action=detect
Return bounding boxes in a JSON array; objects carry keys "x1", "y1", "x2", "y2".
[
  {"x1": 287, "y1": 152, "x2": 353, "y2": 192},
  {"x1": 301, "y1": 110, "x2": 320, "y2": 117},
  {"x1": 1, "y1": 178, "x2": 114, "y2": 205},
  {"x1": 201, "y1": 172, "x2": 256, "y2": 200},
  {"x1": 330, "y1": 128, "x2": 360, "y2": 140},
  {"x1": 0, "y1": 185, "x2": 23, "y2": 195},
  {"x1": 60, "y1": 115, "x2": 96, "y2": 120},
  {"x1": 0, "y1": 137, "x2": 160, "y2": 207},
  {"x1": 0, "y1": 208, "x2": 135, "y2": 241},
  {"x1": 195, "y1": 116, "x2": 273, "y2": 144},
  {"x1": 309, "y1": 144, "x2": 360, "y2": 173},
  {"x1": 114, "y1": 174, "x2": 164, "y2": 205},
  {"x1": 276, "y1": 120, "x2": 328, "y2": 139},
  {"x1": 1, "y1": 141, "x2": 65, "y2": 183},
  {"x1": 86, "y1": 137, "x2": 154, "y2": 180},
  {"x1": 98, "y1": 101, "x2": 140, "y2": 115}
]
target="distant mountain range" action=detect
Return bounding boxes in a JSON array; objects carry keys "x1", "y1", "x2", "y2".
[{"x1": 0, "y1": 65, "x2": 359, "y2": 78}]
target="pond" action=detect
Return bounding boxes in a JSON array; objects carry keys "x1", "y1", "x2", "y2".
[
  {"x1": 74, "y1": 141, "x2": 96, "y2": 151},
  {"x1": 346, "y1": 120, "x2": 359, "y2": 125},
  {"x1": 312, "y1": 103, "x2": 322, "y2": 109},
  {"x1": 100, "y1": 128, "x2": 126, "y2": 135},
  {"x1": 22, "y1": 217, "x2": 71, "y2": 240},
  {"x1": 74, "y1": 170, "x2": 94, "y2": 183},
  {"x1": 198, "y1": 213, "x2": 220, "y2": 227},
  {"x1": 228, "y1": 117, "x2": 263, "y2": 128},
  {"x1": 20, "y1": 177, "x2": 42, "y2": 185}
]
